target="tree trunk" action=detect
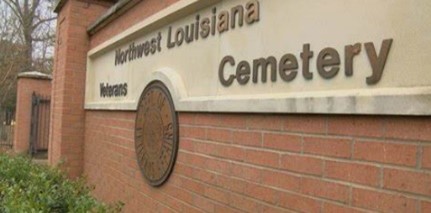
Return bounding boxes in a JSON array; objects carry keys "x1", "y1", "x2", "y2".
[
  {"x1": 23, "y1": 28, "x2": 33, "y2": 72},
  {"x1": 22, "y1": 0, "x2": 33, "y2": 72}
]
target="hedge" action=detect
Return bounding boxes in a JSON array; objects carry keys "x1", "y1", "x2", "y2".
[{"x1": 0, "y1": 153, "x2": 122, "y2": 212}]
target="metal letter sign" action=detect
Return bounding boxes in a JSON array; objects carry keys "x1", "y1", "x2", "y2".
[{"x1": 135, "y1": 81, "x2": 179, "y2": 187}]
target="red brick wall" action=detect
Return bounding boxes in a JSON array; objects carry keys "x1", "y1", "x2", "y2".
[
  {"x1": 84, "y1": 111, "x2": 431, "y2": 212},
  {"x1": 49, "y1": 0, "x2": 113, "y2": 177},
  {"x1": 49, "y1": 0, "x2": 431, "y2": 211},
  {"x1": 14, "y1": 77, "x2": 51, "y2": 153}
]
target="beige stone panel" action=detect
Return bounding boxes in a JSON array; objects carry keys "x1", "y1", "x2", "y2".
[{"x1": 86, "y1": 0, "x2": 431, "y2": 115}]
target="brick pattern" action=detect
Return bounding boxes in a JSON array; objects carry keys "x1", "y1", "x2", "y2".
[
  {"x1": 49, "y1": 0, "x2": 113, "y2": 177},
  {"x1": 14, "y1": 78, "x2": 51, "y2": 153},
  {"x1": 50, "y1": 0, "x2": 431, "y2": 211},
  {"x1": 83, "y1": 112, "x2": 431, "y2": 212}
]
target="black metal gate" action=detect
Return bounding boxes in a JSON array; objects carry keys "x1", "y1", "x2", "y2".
[{"x1": 29, "y1": 92, "x2": 51, "y2": 155}]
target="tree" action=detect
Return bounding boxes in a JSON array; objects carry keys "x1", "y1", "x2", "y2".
[
  {"x1": 0, "y1": 0, "x2": 56, "y2": 110},
  {"x1": 2, "y1": 0, "x2": 56, "y2": 73},
  {"x1": 0, "y1": 39, "x2": 25, "y2": 110}
]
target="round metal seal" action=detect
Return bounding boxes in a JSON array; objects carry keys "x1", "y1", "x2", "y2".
[{"x1": 135, "y1": 81, "x2": 178, "y2": 187}]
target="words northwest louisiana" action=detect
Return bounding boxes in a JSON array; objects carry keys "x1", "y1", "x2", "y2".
[{"x1": 101, "y1": 0, "x2": 393, "y2": 98}]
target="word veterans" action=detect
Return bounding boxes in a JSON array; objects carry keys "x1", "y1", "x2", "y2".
[
  {"x1": 100, "y1": 82, "x2": 128, "y2": 98},
  {"x1": 219, "y1": 39, "x2": 393, "y2": 86}
]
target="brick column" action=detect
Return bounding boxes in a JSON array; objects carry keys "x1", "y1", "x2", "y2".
[
  {"x1": 14, "y1": 72, "x2": 51, "y2": 154},
  {"x1": 50, "y1": 0, "x2": 113, "y2": 178}
]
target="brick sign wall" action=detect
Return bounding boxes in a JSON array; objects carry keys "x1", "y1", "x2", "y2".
[{"x1": 51, "y1": 0, "x2": 431, "y2": 212}]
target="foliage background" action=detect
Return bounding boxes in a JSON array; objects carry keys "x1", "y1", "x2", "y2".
[
  {"x1": 0, "y1": 0, "x2": 56, "y2": 111},
  {"x1": 0, "y1": 153, "x2": 122, "y2": 212}
]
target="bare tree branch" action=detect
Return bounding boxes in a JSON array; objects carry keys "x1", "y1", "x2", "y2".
[
  {"x1": 33, "y1": 16, "x2": 55, "y2": 28},
  {"x1": 3, "y1": 1, "x2": 24, "y2": 26},
  {"x1": 32, "y1": 34, "x2": 55, "y2": 42},
  {"x1": 0, "y1": 64, "x2": 15, "y2": 87}
]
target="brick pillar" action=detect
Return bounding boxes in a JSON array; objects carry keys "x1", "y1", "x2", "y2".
[
  {"x1": 50, "y1": 0, "x2": 113, "y2": 178},
  {"x1": 14, "y1": 72, "x2": 52, "y2": 154}
]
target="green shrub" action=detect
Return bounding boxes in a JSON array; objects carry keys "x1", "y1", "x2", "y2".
[{"x1": 0, "y1": 153, "x2": 122, "y2": 212}]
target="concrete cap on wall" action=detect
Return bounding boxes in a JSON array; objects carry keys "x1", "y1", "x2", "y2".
[
  {"x1": 87, "y1": 0, "x2": 135, "y2": 35},
  {"x1": 54, "y1": 0, "x2": 119, "y2": 13},
  {"x1": 17, "y1": 71, "x2": 52, "y2": 80},
  {"x1": 53, "y1": 0, "x2": 66, "y2": 13}
]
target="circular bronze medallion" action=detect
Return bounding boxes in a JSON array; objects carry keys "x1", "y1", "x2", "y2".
[{"x1": 135, "y1": 81, "x2": 178, "y2": 187}]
